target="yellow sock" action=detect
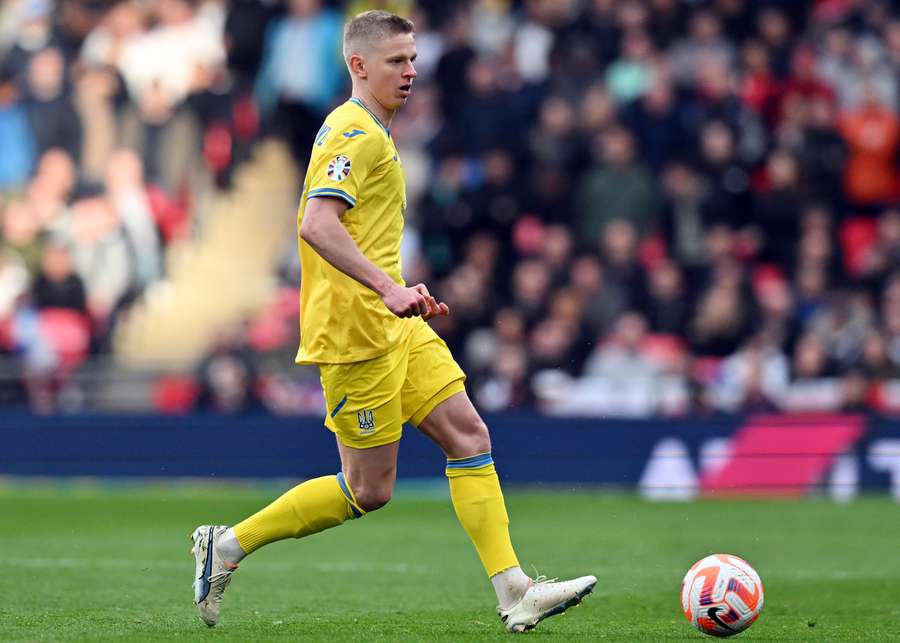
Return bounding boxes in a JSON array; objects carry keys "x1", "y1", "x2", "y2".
[
  {"x1": 447, "y1": 452, "x2": 519, "y2": 577},
  {"x1": 233, "y1": 473, "x2": 365, "y2": 554}
]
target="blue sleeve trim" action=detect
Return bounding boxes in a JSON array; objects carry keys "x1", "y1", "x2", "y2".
[
  {"x1": 446, "y1": 452, "x2": 494, "y2": 469},
  {"x1": 307, "y1": 187, "x2": 356, "y2": 208}
]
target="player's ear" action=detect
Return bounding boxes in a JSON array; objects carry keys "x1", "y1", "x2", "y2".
[{"x1": 348, "y1": 53, "x2": 367, "y2": 79}]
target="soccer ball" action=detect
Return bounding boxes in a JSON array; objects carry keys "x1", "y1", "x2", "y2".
[{"x1": 681, "y1": 554, "x2": 764, "y2": 637}]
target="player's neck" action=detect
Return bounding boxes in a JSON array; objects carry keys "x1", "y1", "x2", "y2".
[{"x1": 351, "y1": 91, "x2": 395, "y2": 131}]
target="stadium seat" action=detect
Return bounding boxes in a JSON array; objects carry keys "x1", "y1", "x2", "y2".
[
  {"x1": 640, "y1": 333, "x2": 687, "y2": 370},
  {"x1": 839, "y1": 217, "x2": 877, "y2": 277},
  {"x1": 152, "y1": 374, "x2": 199, "y2": 414},
  {"x1": 38, "y1": 308, "x2": 91, "y2": 373}
]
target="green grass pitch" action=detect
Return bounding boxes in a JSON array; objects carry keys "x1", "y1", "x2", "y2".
[{"x1": 2, "y1": 481, "x2": 899, "y2": 641}]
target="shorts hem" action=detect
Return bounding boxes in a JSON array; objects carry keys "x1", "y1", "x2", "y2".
[
  {"x1": 409, "y1": 378, "x2": 466, "y2": 427},
  {"x1": 328, "y1": 424, "x2": 404, "y2": 449}
]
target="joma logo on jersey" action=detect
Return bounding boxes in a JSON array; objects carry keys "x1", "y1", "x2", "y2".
[{"x1": 357, "y1": 410, "x2": 375, "y2": 434}]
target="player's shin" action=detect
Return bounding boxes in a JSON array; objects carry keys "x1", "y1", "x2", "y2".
[
  {"x1": 446, "y1": 452, "x2": 521, "y2": 580},
  {"x1": 232, "y1": 473, "x2": 365, "y2": 554}
]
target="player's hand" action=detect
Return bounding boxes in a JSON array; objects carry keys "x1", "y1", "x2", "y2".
[
  {"x1": 382, "y1": 283, "x2": 430, "y2": 318},
  {"x1": 415, "y1": 285, "x2": 450, "y2": 321},
  {"x1": 381, "y1": 283, "x2": 449, "y2": 319},
  {"x1": 412, "y1": 283, "x2": 450, "y2": 321}
]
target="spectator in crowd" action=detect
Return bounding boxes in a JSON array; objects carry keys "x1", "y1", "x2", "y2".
[
  {"x1": 755, "y1": 7, "x2": 793, "y2": 79},
  {"x1": 0, "y1": 247, "x2": 28, "y2": 320},
  {"x1": 31, "y1": 240, "x2": 87, "y2": 313},
  {"x1": 104, "y1": 149, "x2": 163, "y2": 291},
  {"x1": 255, "y1": 0, "x2": 343, "y2": 160},
  {"x1": 861, "y1": 209, "x2": 900, "y2": 290},
  {"x1": 753, "y1": 148, "x2": 804, "y2": 267},
  {"x1": 838, "y1": 85, "x2": 900, "y2": 208},
  {"x1": 57, "y1": 197, "x2": 132, "y2": 325},
  {"x1": 1, "y1": 199, "x2": 44, "y2": 275},
  {"x1": 708, "y1": 331, "x2": 789, "y2": 413},
  {"x1": 0, "y1": 0, "x2": 897, "y2": 417},
  {"x1": 577, "y1": 125, "x2": 657, "y2": 242},
  {"x1": 621, "y1": 73, "x2": 688, "y2": 174},
  {"x1": 658, "y1": 161, "x2": 708, "y2": 268},
  {"x1": 857, "y1": 330, "x2": 900, "y2": 380},
  {"x1": 195, "y1": 327, "x2": 261, "y2": 414},
  {"x1": 599, "y1": 219, "x2": 644, "y2": 303},
  {"x1": 669, "y1": 9, "x2": 735, "y2": 85},
  {"x1": 511, "y1": 258, "x2": 550, "y2": 328},
  {"x1": 568, "y1": 253, "x2": 627, "y2": 336},
  {"x1": 694, "y1": 119, "x2": 752, "y2": 228},
  {"x1": 688, "y1": 257, "x2": 755, "y2": 357},
  {"x1": 753, "y1": 270, "x2": 800, "y2": 355},
  {"x1": 22, "y1": 46, "x2": 80, "y2": 159},
  {"x1": 794, "y1": 95, "x2": 847, "y2": 208},
  {"x1": 639, "y1": 259, "x2": 690, "y2": 335},
  {"x1": 115, "y1": 0, "x2": 226, "y2": 190},
  {"x1": 0, "y1": 66, "x2": 36, "y2": 190},
  {"x1": 473, "y1": 341, "x2": 531, "y2": 412},
  {"x1": 528, "y1": 95, "x2": 582, "y2": 176},
  {"x1": 26, "y1": 148, "x2": 75, "y2": 228},
  {"x1": 584, "y1": 310, "x2": 656, "y2": 380},
  {"x1": 463, "y1": 149, "x2": 524, "y2": 236},
  {"x1": 605, "y1": 27, "x2": 656, "y2": 105},
  {"x1": 740, "y1": 38, "x2": 780, "y2": 126}
]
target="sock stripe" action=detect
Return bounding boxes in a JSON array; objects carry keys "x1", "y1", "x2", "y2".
[
  {"x1": 336, "y1": 472, "x2": 364, "y2": 518},
  {"x1": 446, "y1": 452, "x2": 494, "y2": 469}
]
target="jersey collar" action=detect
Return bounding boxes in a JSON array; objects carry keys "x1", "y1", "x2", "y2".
[{"x1": 349, "y1": 97, "x2": 391, "y2": 136}]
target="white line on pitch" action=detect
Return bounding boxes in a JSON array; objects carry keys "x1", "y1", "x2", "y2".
[{"x1": 0, "y1": 557, "x2": 431, "y2": 574}]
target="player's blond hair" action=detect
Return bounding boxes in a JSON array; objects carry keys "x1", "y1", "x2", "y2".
[{"x1": 342, "y1": 10, "x2": 415, "y2": 62}]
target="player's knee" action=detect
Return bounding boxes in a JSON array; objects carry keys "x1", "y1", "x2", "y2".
[
  {"x1": 354, "y1": 485, "x2": 393, "y2": 512},
  {"x1": 461, "y1": 415, "x2": 491, "y2": 454}
]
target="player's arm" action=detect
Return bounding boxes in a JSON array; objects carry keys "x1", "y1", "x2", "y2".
[{"x1": 299, "y1": 197, "x2": 448, "y2": 319}]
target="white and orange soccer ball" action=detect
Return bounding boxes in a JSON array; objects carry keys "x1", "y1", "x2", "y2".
[{"x1": 681, "y1": 554, "x2": 764, "y2": 637}]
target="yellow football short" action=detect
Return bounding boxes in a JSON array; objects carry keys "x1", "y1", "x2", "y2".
[{"x1": 319, "y1": 320, "x2": 466, "y2": 449}]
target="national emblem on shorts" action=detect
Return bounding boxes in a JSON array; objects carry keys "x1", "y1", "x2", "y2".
[
  {"x1": 357, "y1": 409, "x2": 375, "y2": 434},
  {"x1": 327, "y1": 155, "x2": 351, "y2": 182}
]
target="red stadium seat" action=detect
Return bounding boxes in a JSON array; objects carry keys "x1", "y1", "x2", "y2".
[
  {"x1": 0, "y1": 315, "x2": 12, "y2": 350},
  {"x1": 640, "y1": 333, "x2": 687, "y2": 370},
  {"x1": 751, "y1": 263, "x2": 786, "y2": 293},
  {"x1": 147, "y1": 185, "x2": 190, "y2": 242},
  {"x1": 152, "y1": 375, "x2": 199, "y2": 414},
  {"x1": 38, "y1": 308, "x2": 91, "y2": 373},
  {"x1": 638, "y1": 234, "x2": 667, "y2": 271},
  {"x1": 839, "y1": 217, "x2": 877, "y2": 277}
]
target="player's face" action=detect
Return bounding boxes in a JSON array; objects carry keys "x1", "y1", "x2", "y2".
[{"x1": 368, "y1": 33, "x2": 417, "y2": 111}]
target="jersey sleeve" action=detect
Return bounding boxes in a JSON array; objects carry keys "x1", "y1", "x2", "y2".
[{"x1": 305, "y1": 125, "x2": 382, "y2": 209}]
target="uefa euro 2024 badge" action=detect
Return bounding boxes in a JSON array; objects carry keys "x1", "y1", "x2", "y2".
[{"x1": 327, "y1": 155, "x2": 351, "y2": 182}]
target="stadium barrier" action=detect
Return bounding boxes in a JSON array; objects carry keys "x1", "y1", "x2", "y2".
[{"x1": 2, "y1": 412, "x2": 899, "y2": 501}]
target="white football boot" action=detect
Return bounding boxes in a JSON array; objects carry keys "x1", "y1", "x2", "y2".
[
  {"x1": 191, "y1": 525, "x2": 237, "y2": 627},
  {"x1": 498, "y1": 574, "x2": 597, "y2": 633}
]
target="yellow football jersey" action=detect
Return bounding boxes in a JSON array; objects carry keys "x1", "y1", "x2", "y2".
[{"x1": 295, "y1": 97, "x2": 412, "y2": 365}]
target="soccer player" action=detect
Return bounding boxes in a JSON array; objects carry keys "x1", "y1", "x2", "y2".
[{"x1": 191, "y1": 10, "x2": 596, "y2": 633}]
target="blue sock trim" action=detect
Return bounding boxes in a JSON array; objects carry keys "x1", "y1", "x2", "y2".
[
  {"x1": 446, "y1": 452, "x2": 494, "y2": 469},
  {"x1": 336, "y1": 472, "x2": 363, "y2": 518}
]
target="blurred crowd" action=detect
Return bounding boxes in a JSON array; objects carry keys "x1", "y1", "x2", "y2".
[{"x1": 1, "y1": 0, "x2": 900, "y2": 417}]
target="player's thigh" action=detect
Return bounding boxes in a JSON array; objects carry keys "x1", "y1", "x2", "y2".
[
  {"x1": 319, "y1": 349, "x2": 407, "y2": 450},
  {"x1": 415, "y1": 390, "x2": 491, "y2": 459},
  {"x1": 401, "y1": 322, "x2": 466, "y2": 425},
  {"x1": 400, "y1": 322, "x2": 486, "y2": 457}
]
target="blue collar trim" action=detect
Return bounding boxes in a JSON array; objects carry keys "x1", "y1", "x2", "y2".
[{"x1": 349, "y1": 97, "x2": 390, "y2": 136}]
